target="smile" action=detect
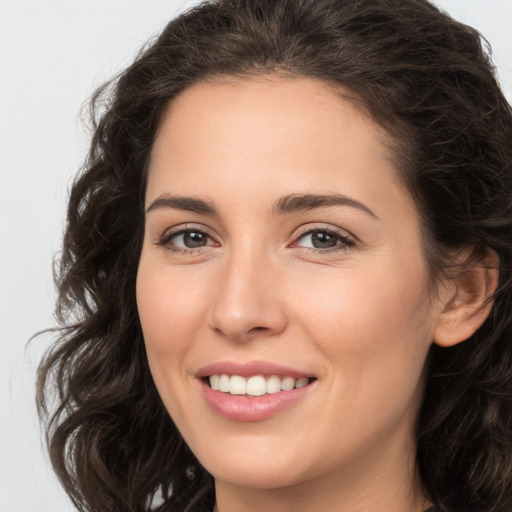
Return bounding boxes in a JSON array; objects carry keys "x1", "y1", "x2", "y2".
[
  {"x1": 196, "y1": 362, "x2": 317, "y2": 421},
  {"x1": 208, "y1": 374, "x2": 311, "y2": 396},
  {"x1": 208, "y1": 374, "x2": 314, "y2": 396}
]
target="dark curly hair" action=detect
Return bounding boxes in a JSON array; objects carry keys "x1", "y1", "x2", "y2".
[{"x1": 37, "y1": 0, "x2": 512, "y2": 511}]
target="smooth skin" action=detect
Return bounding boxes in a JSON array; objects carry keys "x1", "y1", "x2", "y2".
[{"x1": 136, "y1": 76, "x2": 497, "y2": 512}]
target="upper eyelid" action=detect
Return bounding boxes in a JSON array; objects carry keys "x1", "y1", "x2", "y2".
[
  {"x1": 292, "y1": 230, "x2": 354, "y2": 248},
  {"x1": 161, "y1": 223, "x2": 216, "y2": 238},
  {"x1": 292, "y1": 223, "x2": 356, "y2": 241}
]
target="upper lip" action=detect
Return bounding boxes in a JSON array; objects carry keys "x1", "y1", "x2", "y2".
[{"x1": 195, "y1": 361, "x2": 315, "y2": 379}]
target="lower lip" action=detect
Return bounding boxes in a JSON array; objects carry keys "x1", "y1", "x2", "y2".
[{"x1": 199, "y1": 379, "x2": 315, "y2": 422}]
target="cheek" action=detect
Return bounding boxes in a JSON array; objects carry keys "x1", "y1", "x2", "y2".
[
  {"x1": 286, "y1": 265, "x2": 433, "y2": 451},
  {"x1": 136, "y1": 257, "x2": 213, "y2": 421},
  {"x1": 288, "y1": 256, "x2": 434, "y2": 382},
  {"x1": 136, "y1": 260, "x2": 211, "y2": 358}
]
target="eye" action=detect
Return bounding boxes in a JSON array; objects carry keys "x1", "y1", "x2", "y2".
[
  {"x1": 158, "y1": 226, "x2": 217, "y2": 253},
  {"x1": 293, "y1": 227, "x2": 355, "y2": 251},
  {"x1": 172, "y1": 230, "x2": 209, "y2": 248}
]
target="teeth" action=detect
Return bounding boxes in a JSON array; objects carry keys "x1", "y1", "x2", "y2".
[
  {"x1": 295, "y1": 377, "x2": 309, "y2": 388},
  {"x1": 219, "y1": 374, "x2": 230, "y2": 392},
  {"x1": 210, "y1": 374, "x2": 220, "y2": 391},
  {"x1": 266, "y1": 375, "x2": 281, "y2": 394},
  {"x1": 208, "y1": 374, "x2": 312, "y2": 396},
  {"x1": 280, "y1": 377, "x2": 295, "y2": 391},
  {"x1": 230, "y1": 375, "x2": 247, "y2": 395},
  {"x1": 246, "y1": 376, "x2": 266, "y2": 396}
]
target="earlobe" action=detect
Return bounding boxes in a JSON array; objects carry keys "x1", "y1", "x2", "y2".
[{"x1": 433, "y1": 248, "x2": 500, "y2": 348}]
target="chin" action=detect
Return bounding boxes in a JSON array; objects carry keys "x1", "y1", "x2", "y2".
[
  {"x1": 191, "y1": 435, "x2": 311, "y2": 490},
  {"x1": 209, "y1": 461, "x2": 305, "y2": 490}
]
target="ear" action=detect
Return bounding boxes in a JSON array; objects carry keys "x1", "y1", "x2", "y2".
[{"x1": 433, "y1": 248, "x2": 500, "y2": 348}]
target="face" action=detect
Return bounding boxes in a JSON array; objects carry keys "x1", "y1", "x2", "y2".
[{"x1": 137, "y1": 77, "x2": 444, "y2": 494}]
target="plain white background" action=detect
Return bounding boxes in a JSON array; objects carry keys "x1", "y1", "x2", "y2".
[{"x1": 1, "y1": 1, "x2": 511, "y2": 511}]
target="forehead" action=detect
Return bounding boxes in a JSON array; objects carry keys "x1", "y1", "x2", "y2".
[
  {"x1": 147, "y1": 76, "x2": 416, "y2": 223},
  {"x1": 151, "y1": 76, "x2": 388, "y2": 163}
]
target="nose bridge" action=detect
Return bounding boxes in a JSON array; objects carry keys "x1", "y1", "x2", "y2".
[{"x1": 209, "y1": 238, "x2": 287, "y2": 340}]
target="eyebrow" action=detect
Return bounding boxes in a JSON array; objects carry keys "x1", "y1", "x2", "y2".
[
  {"x1": 146, "y1": 195, "x2": 219, "y2": 215},
  {"x1": 146, "y1": 193, "x2": 377, "y2": 219},
  {"x1": 272, "y1": 193, "x2": 378, "y2": 218}
]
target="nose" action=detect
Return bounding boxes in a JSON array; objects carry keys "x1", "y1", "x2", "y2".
[{"x1": 208, "y1": 251, "x2": 288, "y2": 342}]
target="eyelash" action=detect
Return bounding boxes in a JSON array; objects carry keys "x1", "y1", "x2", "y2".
[
  {"x1": 292, "y1": 226, "x2": 356, "y2": 253},
  {"x1": 157, "y1": 225, "x2": 356, "y2": 255},
  {"x1": 157, "y1": 225, "x2": 217, "y2": 255}
]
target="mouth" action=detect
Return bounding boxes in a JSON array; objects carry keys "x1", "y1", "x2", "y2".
[
  {"x1": 196, "y1": 362, "x2": 317, "y2": 421},
  {"x1": 205, "y1": 374, "x2": 316, "y2": 396}
]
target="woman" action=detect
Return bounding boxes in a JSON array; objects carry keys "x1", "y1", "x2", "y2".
[{"x1": 37, "y1": 0, "x2": 512, "y2": 511}]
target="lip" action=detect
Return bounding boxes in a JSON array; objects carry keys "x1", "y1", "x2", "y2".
[
  {"x1": 199, "y1": 380, "x2": 315, "y2": 421},
  {"x1": 196, "y1": 361, "x2": 317, "y2": 422},
  {"x1": 195, "y1": 360, "x2": 314, "y2": 379}
]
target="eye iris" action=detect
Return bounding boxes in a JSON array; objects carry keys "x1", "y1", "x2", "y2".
[
  {"x1": 312, "y1": 231, "x2": 338, "y2": 248},
  {"x1": 183, "y1": 231, "x2": 207, "y2": 248}
]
